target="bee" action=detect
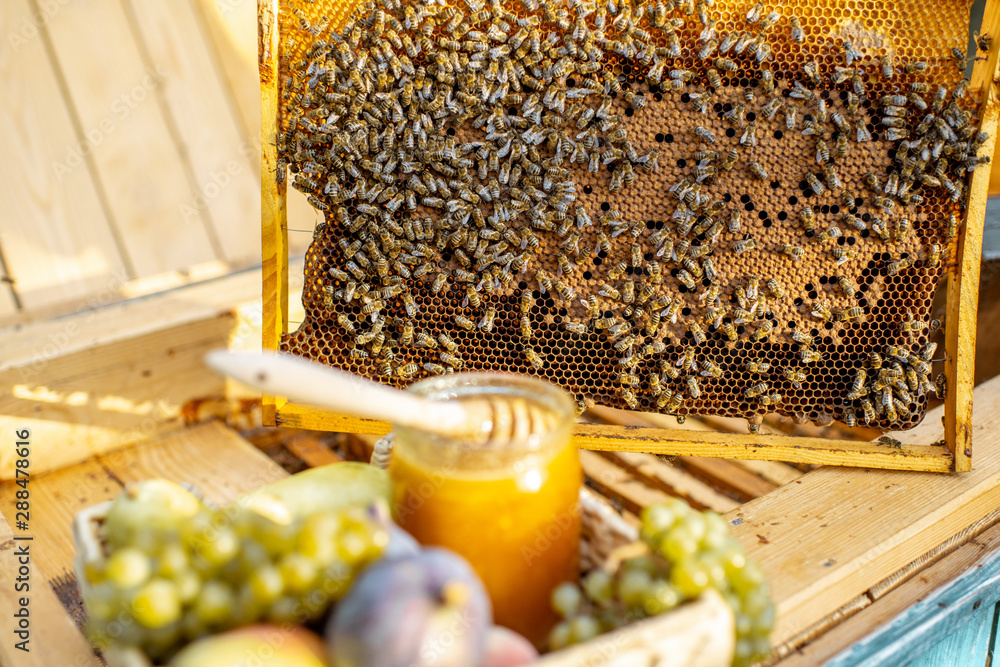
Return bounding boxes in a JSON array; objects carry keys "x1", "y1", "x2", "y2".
[
  {"x1": 440, "y1": 351, "x2": 465, "y2": 370},
  {"x1": 817, "y1": 226, "x2": 842, "y2": 243},
  {"x1": 812, "y1": 302, "x2": 833, "y2": 322},
  {"x1": 792, "y1": 331, "x2": 814, "y2": 347},
  {"x1": 607, "y1": 261, "x2": 628, "y2": 281},
  {"x1": 781, "y1": 244, "x2": 805, "y2": 259},
  {"x1": 842, "y1": 213, "x2": 866, "y2": 231},
  {"x1": 454, "y1": 314, "x2": 476, "y2": 331},
  {"x1": 879, "y1": 55, "x2": 895, "y2": 79},
  {"x1": 801, "y1": 349, "x2": 824, "y2": 364},
  {"x1": 904, "y1": 60, "x2": 928, "y2": 74},
  {"x1": 336, "y1": 313, "x2": 356, "y2": 335},
  {"x1": 745, "y1": 161, "x2": 769, "y2": 182},
  {"x1": 521, "y1": 346, "x2": 544, "y2": 370},
  {"x1": 753, "y1": 320, "x2": 774, "y2": 341},
  {"x1": 686, "y1": 376, "x2": 702, "y2": 400},
  {"x1": 745, "y1": 382, "x2": 768, "y2": 398},
  {"x1": 806, "y1": 173, "x2": 826, "y2": 195},
  {"x1": 694, "y1": 126, "x2": 716, "y2": 144},
  {"x1": 790, "y1": 16, "x2": 804, "y2": 43},
  {"x1": 824, "y1": 164, "x2": 842, "y2": 190},
  {"x1": 838, "y1": 306, "x2": 864, "y2": 322},
  {"x1": 886, "y1": 258, "x2": 912, "y2": 275},
  {"x1": 860, "y1": 399, "x2": 876, "y2": 424},
  {"x1": 761, "y1": 68, "x2": 775, "y2": 94},
  {"x1": 783, "y1": 368, "x2": 806, "y2": 388},
  {"x1": 833, "y1": 246, "x2": 857, "y2": 265},
  {"x1": 619, "y1": 388, "x2": 638, "y2": 410},
  {"x1": 760, "y1": 392, "x2": 782, "y2": 407},
  {"x1": 946, "y1": 214, "x2": 959, "y2": 240},
  {"x1": 689, "y1": 321, "x2": 707, "y2": 345},
  {"x1": 740, "y1": 123, "x2": 757, "y2": 148},
  {"x1": 535, "y1": 269, "x2": 552, "y2": 294},
  {"x1": 926, "y1": 244, "x2": 941, "y2": 268},
  {"x1": 816, "y1": 140, "x2": 830, "y2": 164},
  {"x1": 554, "y1": 280, "x2": 576, "y2": 301},
  {"x1": 934, "y1": 372, "x2": 948, "y2": 399}
]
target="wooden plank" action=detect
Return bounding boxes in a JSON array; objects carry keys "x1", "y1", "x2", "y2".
[
  {"x1": 275, "y1": 404, "x2": 954, "y2": 472},
  {"x1": 728, "y1": 459, "x2": 803, "y2": 487},
  {"x1": 99, "y1": 421, "x2": 287, "y2": 506},
  {"x1": 903, "y1": 603, "x2": 994, "y2": 667},
  {"x1": 605, "y1": 451, "x2": 740, "y2": 513},
  {"x1": 818, "y1": 522, "x2": 1000, "y2": 666},
  {"x1": 41, "y1": 0, "x2": 219, "y2": 276},
  {"x1": 0, "y1": 260, "x2": 304, "y2": 480},
  {"x1": 260, "y1": 0, "x2": 289, "y2": 426},
  {"x1": 946, "y1": 0, "x2": 1000, "y2": 471},
  {"x1": 728, "y1": 372, "x2": 1000, "y2": 647},
  {"x1": 674, "y1": 456, "x2": 777, "y2": 501},
  {"x1": 580, "y1": 450, "x2": 674, "y2": 515},
  {"x1": 285, "y1": 433, "x2": 344, "y2": 467},
  {"x1": 0, "y1": 458, "x2": 121, "y2": 579},
  {"x1": 0, "y1": 0, "x2": 128, "y2": 312},
  {"x1": 124, "y1": 0, "x2": 260, "y2": 265},
  {"x1": 0, "y1": 514, "x2": 100, "y2": 666}
]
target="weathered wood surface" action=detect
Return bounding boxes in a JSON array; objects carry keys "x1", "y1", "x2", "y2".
[
  {"x1": 0, "y1": 514, "x2": 101, "y2": 667},
  {"x1": 945, "y1": 0, "x2": 1000, "y2": 471},
  {"x1": 0, "y1": 260, "x2": 303, "y2": 480},
  {"x1": 730, "y1": 373, "x2": 1000, "y2": 647}
]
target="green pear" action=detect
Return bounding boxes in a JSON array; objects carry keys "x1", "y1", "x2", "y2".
[{"x1": 169, "y1": 625, "x2": 326, "y2": 667}]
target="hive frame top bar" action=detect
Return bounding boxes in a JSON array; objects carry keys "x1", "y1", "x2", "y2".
[{"x1": 259, "y1": 0, "x2": 1000, "y2": 472}]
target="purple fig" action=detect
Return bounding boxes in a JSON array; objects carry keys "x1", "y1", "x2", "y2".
[
  {"x1": 328, "y1": 548, "x2": 492, "y2": 667},
  {"x1": 482, "y1": 626, "x2": 539, "y2": 667}
]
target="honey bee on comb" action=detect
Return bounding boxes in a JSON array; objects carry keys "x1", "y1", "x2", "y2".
[{"x1": 278, "y1": 0, "x2": 980, "y2": 433}]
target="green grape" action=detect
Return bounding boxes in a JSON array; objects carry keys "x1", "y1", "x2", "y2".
[
  {"x1": 639, "y1": 504, "x2": 679, "y2": 546},
  {"x1": 659, "y1": 524, "x2": 699, "y2": 562},
  {"x1": 700, "y1": 512, "x2": 730, "y2": 551},
  {"x1": 548, "y1": 621, "x2": 573, "y2": 651},
  {"x1": 753, "y1": 600, "x2": 776, "y2": 634},
  {"x1": 641, "y1": 579, "x2": 681, "y2": 615},
  {"x1": 618, "y1": 568, "x2": 653, "y2": 609},
  {"x1": 582, "y1": 569, "x2": 615, "y2": 606},
  {"x1": 83, "y1": 559, "x2": 106, "y2": 585},
  {"x1": 730, "y1": 560, "x2": 766, "y2": 597},
  {"x1": 676, "y1": 512, "x2": 707, "y2": 543},
  {"x1": 105, "y1": 547, "x2": 152, "y2": 588},
  {"x1": 174, "y1": 569, "x2": 201, "y2": 604},
  {"x1": 192, "y1": 526, "x2": 240, "y2": 569},
  {"x1": 297, "y1": 512, "x2": 343, "y2": 562},
  {"x1": 193, "y1": 580, "x2": 235, "y2": 627},
  {"x1": 621, "y1": 554, "x2": 658, "y2": 575},
  {"x1": 567, "y1": 615, "x2": 601, "y2": 643},
  {"x1": 734, "y1": 612, "x2": 753, "y2": 637},
  {"x1": 279, "y1": 552, "x2": 319, "y2": 595},
  {"x1": 83, "y1": 581, "x2": 121, "y2": 622},
  {"x1": 247, "y1": 565, "x2": 285, "y2": 606},
  {"x1": 733, "y1": 638, "x2": 753, "y2": 664},
  {"x1": 130, "y1": 578, "x2": 182, "y2": 629},
  {"x1": 156, "y1": 543, "x2": 189, "y2": 578},
  {"x1": 670, "y1": 556, "x2": 711, "y2": 598},
  {"x1": 751, "y1": 636, "x2": 773, "y2": 658},
  {"x1": 551, "y1": 581, "x2": 583, "y2": 618},
  {"x1": 696, "y1": 552, "x2": 728, "y2": 589},
  {"x1": 742, "y1": 586, "x2": 772, "y2": 619}
]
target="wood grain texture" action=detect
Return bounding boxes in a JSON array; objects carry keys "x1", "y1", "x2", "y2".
[
  {"x1": 0, "y1": 0, "x2": 128, "y2": 312},
  {"x1": 260, "y1": 0, "x2": 289, "y2": 425},
  {"x1": 0, "y1": 514, "x2": 101, "y2": 667},
  {"x1": 604, "y1": 450, "x2": 740, "y2": 513},
  {"x1": 729, "y1": 372, "x2": 1000, "y2": 647},
  {"x1": 797, "y1": 521, "x2": 1000, "y2": 666},
  {"x1": 41, "y1": 0, "x2": 218, "y2": 276},
  {"x1": 947, "y1": 0, "x2": 1000, "y2": 471},
  {"x1": 580, "y1": 450, "x2": 675, "y2": 514},
  {"x1": 0, "y1": 260, "x2": 303, "y2": 479},
  {"x1": 905, "y1": 604, "x2": 995, "y2": 667},
  {"x1": 274, "y1": 404, "x2": 954, "y2": 471},
  {"x1": 125, "y1": 0, "x2": 260, "y2": 265}
]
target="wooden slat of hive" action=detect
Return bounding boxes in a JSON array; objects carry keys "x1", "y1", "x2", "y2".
[
  {"x1": 0, "y1": 513, "x2": 101, "y2": 667},
  {"x1": 0, "y1": 0, "x2": 129, "y2": 313},
  {"x1": 123, "y1": 0, "x2": 260, "y2": 266},
  {"x1": 39, "y1": 0, "x2": 220, "y2": 277}
]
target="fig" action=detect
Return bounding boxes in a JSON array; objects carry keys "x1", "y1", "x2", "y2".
[
  {"x1": 328, "y1": 548, "x2": 492, "y2": 667},
  {"x1": 241, "y1": 462, "x2": 391, "y2": 523},
  {"x1": 168, "y1": 624, "x2": 326, "y2": 667},
  {"x1": 482, "y1": 626, "x2": 539, "y2": 667},
  {"x1": 104, "y1": 480, "x2": 204, "y2": 550}
]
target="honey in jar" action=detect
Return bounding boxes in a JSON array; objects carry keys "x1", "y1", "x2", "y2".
[{"x1": 389, "y1": 373, "x2": 581, "y2": 647}]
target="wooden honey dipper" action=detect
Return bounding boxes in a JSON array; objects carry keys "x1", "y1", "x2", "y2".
[{"x1": 205, "y1": 351, "x2": 560, "y2": 446}]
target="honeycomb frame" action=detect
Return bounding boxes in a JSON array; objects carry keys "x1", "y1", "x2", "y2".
[{"x1": 258, "y1": 0, "x2": 999, "y2": 472}]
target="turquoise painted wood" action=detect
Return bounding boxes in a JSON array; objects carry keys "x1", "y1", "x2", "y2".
[
  {"x1": 904, "y1": 602, "x2": 995, "y2": 667},
  {"x1": 825, "y1": 549, "x2": 1000, "y2": 666}
]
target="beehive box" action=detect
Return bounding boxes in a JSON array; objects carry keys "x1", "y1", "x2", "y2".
[{"x1": 260, "y1": 0, "x2": 999, "y2": 471}]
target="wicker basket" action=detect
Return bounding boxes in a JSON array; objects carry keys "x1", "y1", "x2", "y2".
[{"x1": 72, "y1": 469, "x2": 733, "y2": 667}]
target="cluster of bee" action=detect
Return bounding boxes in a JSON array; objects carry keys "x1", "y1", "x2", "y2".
[{"x1": 281, "y1": 0, "x2": 986, "y2": 431}]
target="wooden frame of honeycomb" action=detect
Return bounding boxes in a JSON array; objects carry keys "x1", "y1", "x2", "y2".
[{"x1": 258, "y1": 0, "x2": 1000, "y2": 472}]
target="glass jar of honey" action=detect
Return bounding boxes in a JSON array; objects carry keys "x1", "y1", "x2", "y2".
[{"x1": 389, "y1": 373, "x2": 581, "y2": 647}]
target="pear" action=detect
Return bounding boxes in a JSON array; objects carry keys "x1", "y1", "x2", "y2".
[
  {"x1": 241, "y1": 462, "x2": 391, "y2": 523},
  {"x1": 169, "y1": 625, "x2": 326, "y2": 667}
]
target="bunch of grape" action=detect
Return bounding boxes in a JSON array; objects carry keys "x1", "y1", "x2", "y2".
[
  {"x1": 82, "y1": 499, "x2": 387, "y2": 662},
  {"x1": 549, "y1": 498, "x2": 774, "y2": 667}
]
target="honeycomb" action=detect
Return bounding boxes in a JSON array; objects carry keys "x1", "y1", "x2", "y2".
[{"x1": 275, "y1": 0, "x2": 989, "y2": 432}]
